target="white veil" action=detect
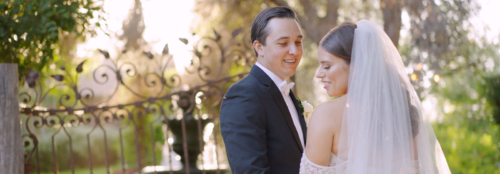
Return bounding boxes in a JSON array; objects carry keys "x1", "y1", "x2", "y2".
[{"x1": 336, "y1": 20, "x2": 451, "y2": 174}]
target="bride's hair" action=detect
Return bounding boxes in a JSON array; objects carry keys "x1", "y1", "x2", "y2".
[
  {"x1": 320, "y1": 22, "x2": 420, "y2": 138},
  {"x1": 319, "y1": 22, "x2": 357, "y2": 64},
  {"x1": 407, "y1": 90, "x2": 420, "y2": 137}
]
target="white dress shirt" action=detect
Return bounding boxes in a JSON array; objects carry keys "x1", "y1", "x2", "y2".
[{"x1": 255, "y1": 62, "x2": 305, "y2": 148}]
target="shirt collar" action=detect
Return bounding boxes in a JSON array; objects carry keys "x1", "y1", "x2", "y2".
[{"x1": 255, "y1": 62, "x2": 285, "y2": 88}]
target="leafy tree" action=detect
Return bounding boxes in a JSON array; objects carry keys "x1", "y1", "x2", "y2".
[
  {"x1": 485, "y1": 75, "x2": 500, "y2": 126},
  {"x1": 433, "y1": 54, "x2": 500, "y2": 173},
  {"x1": 0, "y1": 0, "x2": 105, "y2": 76}
]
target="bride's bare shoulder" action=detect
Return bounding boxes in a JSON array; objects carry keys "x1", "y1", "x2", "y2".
[{"x1": 308, "y1": 95, "x2": 347, "y2": 130}]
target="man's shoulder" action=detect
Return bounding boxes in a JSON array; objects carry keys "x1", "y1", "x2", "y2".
[
  {"x1": 227, "y1": 73, "x2": 263, "y2": 93},
  {"x1": 220, "y1": 74, "x2": 267, "y2": 113}
]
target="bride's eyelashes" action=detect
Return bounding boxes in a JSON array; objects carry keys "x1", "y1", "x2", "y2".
[{"x1": 320, "y1": 63, "x2": 331, "y2": 69}]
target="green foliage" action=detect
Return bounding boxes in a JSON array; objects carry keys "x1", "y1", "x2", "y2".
[
  {"x1": 0, "y1": 0, "x2": 104, "y2": 75},
  {"x1": 431, "y1": 33, "x2": 500, "y2": 172},
  {"x1": 23, "y1": 108, "x2": 166, "y2": 173},
  {"x1": 119, "y1": 108, "x2": 165, "y2": 170},
  {"x1": 41, "y1": 164, "x2": 122, "y2": 174},
  {"x1": 434, "y1": 120, "x2": 500, "y2": 173},
  {"x1": 433, "y1": 100, "x2": 500, "y2": 174},
  {"x1": 485, "y1": 75, "x2": 500, "y2": 125},
  {"x1": 26, "y1": 126, "x2": 120, "y2": 173}
]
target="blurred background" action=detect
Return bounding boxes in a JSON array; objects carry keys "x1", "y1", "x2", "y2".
[{"x1": 1, "y1": 0, "x2": 499, "y2": 173}]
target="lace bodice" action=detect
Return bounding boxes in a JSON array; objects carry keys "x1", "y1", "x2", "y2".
[
  {"x1": 299, "y1": 153, "x2": 347, "y2": 174},
  {"x1": 299, "y1": 153, "x2": 420, "y2": 174}
]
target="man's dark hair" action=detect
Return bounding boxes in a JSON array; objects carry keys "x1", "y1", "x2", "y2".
[{"x1": 250, "y1": 7, "x2": 297, "y2": 57}]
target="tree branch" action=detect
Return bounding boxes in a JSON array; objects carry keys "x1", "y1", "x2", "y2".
[
  {"x1": 269, "y1": 0, "x2": 288, "y2": 7},
  {"x1": 299, "y1": 0, "x2": 318, "y2": 21},
  {"x1": 325, "y1": 0, "x2": 340, "y2": 22}
]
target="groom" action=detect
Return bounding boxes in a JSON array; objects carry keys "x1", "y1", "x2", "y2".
[{"x1": 220, "y1": 7, "x2": 307, "y2": 173}]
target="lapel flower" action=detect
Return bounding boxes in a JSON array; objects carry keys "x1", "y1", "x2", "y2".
[{"x1": 301, "y1": 100, "x2": 313, "y2": 125}]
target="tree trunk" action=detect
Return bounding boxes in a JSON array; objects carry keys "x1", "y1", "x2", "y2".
[
  {"x1": 0, "y1": 64, "x2": 23, "y2": 174},
  {"x1": 270, "y1": 0, "x2": 340, "y2": 44},
  {"x1": 381, "y1": 0, "x2": 402, "y2": 47}
]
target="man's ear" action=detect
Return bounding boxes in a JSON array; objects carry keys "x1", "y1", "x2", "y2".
[{"x1": 253, "y1": 40, "x2": 264, "y2": 58}]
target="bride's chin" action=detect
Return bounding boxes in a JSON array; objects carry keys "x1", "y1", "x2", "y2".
[{"x1": 327, "y1": 91, "x2": 344, "y2": 98}]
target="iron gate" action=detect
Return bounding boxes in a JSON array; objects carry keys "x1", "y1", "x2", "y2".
[{"x1": 19, "y1": 28, "x2": 254, "y2": 174}]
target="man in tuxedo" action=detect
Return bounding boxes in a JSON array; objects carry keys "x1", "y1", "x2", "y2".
[{"x1": 220, "y1": 7, "x2": 307, "y2": 173}]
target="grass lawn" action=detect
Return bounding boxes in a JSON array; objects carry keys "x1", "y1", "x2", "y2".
[{"x1": 40, "y1": 164, "x2": 124, "y2": 174}]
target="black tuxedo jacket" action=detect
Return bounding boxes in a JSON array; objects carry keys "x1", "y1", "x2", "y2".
[{"x1": 220, "y1": 65, "x2": 307, "y2": 174}]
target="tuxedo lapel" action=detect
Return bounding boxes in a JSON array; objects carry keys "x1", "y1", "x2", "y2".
[
  {"x1": 268, "y1": 85, "x2": 304, "y2": 152},
  {"x1": 290, "y1": 91, "x2": 307, "y2": 146},
  {"x1": 250, "y1": 65, "x2": 304, "y2": 152}
]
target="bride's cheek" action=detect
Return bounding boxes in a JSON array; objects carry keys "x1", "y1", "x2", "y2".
[{"x1": 330, "y1": 66, "x2": 338, "y2": 76}]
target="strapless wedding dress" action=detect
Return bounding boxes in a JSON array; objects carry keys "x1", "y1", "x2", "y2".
[
  {"x1": 299, "y1": 153, "x2": 347, "y2": 174},
  {"x1": 299, "y1": 153, "x2": 420, "y2": 174}
]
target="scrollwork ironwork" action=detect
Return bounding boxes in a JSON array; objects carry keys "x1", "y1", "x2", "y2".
[{"x1": 20, "y1": 29, "x2": 254, "y2": 174}]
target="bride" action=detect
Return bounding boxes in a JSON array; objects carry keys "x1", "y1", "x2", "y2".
[{"x1": 299, "y1": 20, "x2": 451, "y2": 174}]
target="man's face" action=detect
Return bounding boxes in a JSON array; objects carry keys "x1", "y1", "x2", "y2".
[{"x1": 254, "y1": 18, "x2": 303, "y2": 80}]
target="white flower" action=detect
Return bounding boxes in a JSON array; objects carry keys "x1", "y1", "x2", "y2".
[{"x1": 302, "y1": 101, "x2": 313, "y2": 125}]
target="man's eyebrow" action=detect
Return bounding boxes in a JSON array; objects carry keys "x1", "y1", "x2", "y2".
[
  {"x1": 320, "y1": 61, "x2": 333, "y2": 63},
  {"x1": 274, "y1": 36, "x2": 289, "y2": 41},
  {"x1": 274, "y1": 35, "x2": 303, "y2": 41}
]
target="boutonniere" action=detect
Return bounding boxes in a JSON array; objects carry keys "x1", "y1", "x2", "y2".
[{"x1": 296, "y1": 97, "x2": 313, "y2": 125}]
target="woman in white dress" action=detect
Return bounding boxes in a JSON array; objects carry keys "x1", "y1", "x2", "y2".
[{"x1": 299, "y1": 20, "x2": 451, "y2": 174}]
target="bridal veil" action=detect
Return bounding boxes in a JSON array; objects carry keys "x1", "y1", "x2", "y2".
[{"x1": 335, "y1": 20, "x2": 451, "y2": 174}]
